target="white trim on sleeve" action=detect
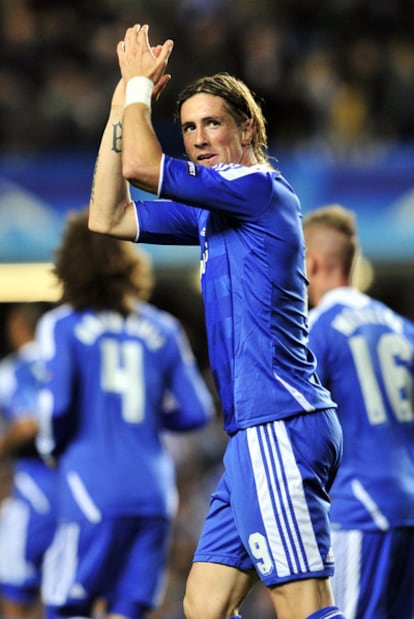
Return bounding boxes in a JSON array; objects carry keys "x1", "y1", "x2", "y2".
[{"x1": 156, "y1": 153, "x2": 165, "y2": 198}]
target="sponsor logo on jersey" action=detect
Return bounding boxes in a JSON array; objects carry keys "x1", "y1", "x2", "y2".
[{"x1": 186, "y1": 161, "x2": 197, "y2": 176}]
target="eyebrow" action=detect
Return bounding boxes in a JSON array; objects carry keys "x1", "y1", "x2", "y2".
[{"x1": 181, "y1": 115, "x2": 223, "y2": 128}]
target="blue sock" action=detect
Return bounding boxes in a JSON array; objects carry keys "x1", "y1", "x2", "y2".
[
  {"x1": 306, "y1": 607, "x2": 346, "y2": 619},
  {"x1": 227, "y1": 616, "x2": 242, "y2": 619}
]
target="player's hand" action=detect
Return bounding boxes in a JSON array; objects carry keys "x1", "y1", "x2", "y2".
[
  {"x1": 151, "y1": 45, "x2": 171, "y2": 102},
  {"x1": 117, "y1": 24, "x2": 174, "y2": 96}
]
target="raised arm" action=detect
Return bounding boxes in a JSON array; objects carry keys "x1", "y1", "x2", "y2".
[
  {"x1": 88, "y1": 24, "x2": 173, "y2": 239},
  {"x1": 88, "y1": 79, "x2": 137, "y2": 239},
  {"x1": 118, "y1": 25, "x2": 173, "y2": 192}
]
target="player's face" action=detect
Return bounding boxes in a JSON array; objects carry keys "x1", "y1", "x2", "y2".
[{"x1": 180, "y1": 93, "x2": 253, "y2": 167}]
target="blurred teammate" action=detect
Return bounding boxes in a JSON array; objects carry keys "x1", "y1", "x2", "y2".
[
  {"x1": 88, "y1": 24, "x2": 346, "y2": 619},
  {"x1": 36, "y1": 210, "x2": 214, "y2": 619},
  {"x1": 0, "y1": 303, "x2": 58, "y2": 619},
  {"x1": 303, "y1": 204, "x2": 414, "y2": 619}
]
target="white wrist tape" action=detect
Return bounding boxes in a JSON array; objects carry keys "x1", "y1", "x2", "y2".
[{"x1": 125, "y1": 76, "x2": 153, "y2": 108}]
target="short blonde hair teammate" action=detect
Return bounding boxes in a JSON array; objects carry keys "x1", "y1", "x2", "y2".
[{"x1": 304, "y1": 204, "x2": 414, "y2": 618}]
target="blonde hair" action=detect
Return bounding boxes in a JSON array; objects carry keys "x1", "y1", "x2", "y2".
[{"x1": 303, "y1": 204, "x2": 359, "y2": 278}]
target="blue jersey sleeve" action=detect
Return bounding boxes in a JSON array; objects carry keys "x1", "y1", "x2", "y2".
[
  {"x1": 135, "y1": 199, "x2": 200, "y2": 245},
  {"x1": 159, "y1": 319, "x2": 214, "y2": 431},
  {"x1": 9, "y1": 365, "x2": 41, "y2": 418},
  {"x1": 160, "y1": 155, "x2": 275, "y2": 221},
  {"x1": 0, "y1": 345, "x2": 42, "y2": 421},
  {"x1": 36, "y1": 307, "x2": 78, "y2": 458}
]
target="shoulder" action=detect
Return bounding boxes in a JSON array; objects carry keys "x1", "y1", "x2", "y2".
[
  {"x1": 212, "y1": 162, "x2": 273, "y2": 181},
  {"x1": 309, "y1": 287, "x2": 364, "y2": 329},
  {"x1": 36, "y1": 304, "x2": 76, "y2": 355},
  {"x1": 136, "y1": 301, "x2": 181, "y2": 335},
  {"x1": 37, "y1": 304, "x2": 78, "y2": 340},
  {"x1": 38, "y1": 304, "x2": 74, "y2": 328}
]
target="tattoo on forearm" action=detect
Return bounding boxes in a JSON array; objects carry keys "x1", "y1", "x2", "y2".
[{"x1": 112, "y1": 121, "x2": 123, "y2": 153}]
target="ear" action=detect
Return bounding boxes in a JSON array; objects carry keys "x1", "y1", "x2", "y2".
[
  {"x1": 241, "y1": 118, "x2": 254, "y2": 145},
  {"x1": 305, "y1": 252, "x2": 318, "y2": 278}
]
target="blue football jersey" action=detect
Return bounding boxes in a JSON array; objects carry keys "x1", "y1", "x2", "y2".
[
  {"x1": 36, "y1": 302, "x2": 213, "y2": 522},
  {"x1": 308, "y1": 287, "x2": 414, "y2": 530},
  {"x1": 0, "y1": 342, "x2": 42, "y2": 422},
  {"x1": 0, "y1": 342, "x2": 58, "y2": 505},
  {"x1": 135, "y1": 155, "x2": 335, "y2": 434},
  {"x1": 0, "y1": 341, "x2": 58, "y2": 594}
]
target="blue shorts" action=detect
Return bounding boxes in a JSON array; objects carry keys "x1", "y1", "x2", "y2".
[
  {"x1": 0, "y1": 494, "x2": 56, "y2": 604},
  {"x1": 194, "y1": 408, "x2": 343, "y2": 587},
  {"x1": 332, "y1": 527, "x2": 414, "y2": 618},
  {"x1": 42, "y1": 516, "x2": 171, "y2": 619}
]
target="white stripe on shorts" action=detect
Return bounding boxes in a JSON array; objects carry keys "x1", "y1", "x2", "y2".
[
  {"x1": 247, "y1": 421, "x2": 324, "y2": 577},
  {"x1": 42, "y1": 522, "x2": 80, "y2": 605},
  {"x1": 331, "y1": 529, "x2": 361, "y2": 619},
  {"x1": 0, "y1": 498, "x2": 30, "y2": 583}
]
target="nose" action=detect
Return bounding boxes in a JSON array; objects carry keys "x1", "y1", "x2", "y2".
[{"x1": 193, "y1": 126, "x2": 208, "y2": 147}]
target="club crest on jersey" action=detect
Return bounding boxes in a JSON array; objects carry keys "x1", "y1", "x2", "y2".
[{"x1": 186, "y1": 161, "x2": 197, "y2": 177}]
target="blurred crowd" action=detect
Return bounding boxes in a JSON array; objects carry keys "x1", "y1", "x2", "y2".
[{"x1": 2, "y1": 0, "x2": 414, "y2": 155}]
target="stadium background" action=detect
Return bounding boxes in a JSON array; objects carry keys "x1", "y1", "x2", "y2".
[{"x1": 0, "y1": 1, "x2": 413, "y2": 617}]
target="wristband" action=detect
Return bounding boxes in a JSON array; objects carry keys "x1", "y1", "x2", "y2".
[{"x1": 125, "y1": 76, "x2": 153, "y2": 108}]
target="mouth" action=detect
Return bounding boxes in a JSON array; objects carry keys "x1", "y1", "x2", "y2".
[{"x1": 197, "y1": 153, "x2": 217, "y2": 165}]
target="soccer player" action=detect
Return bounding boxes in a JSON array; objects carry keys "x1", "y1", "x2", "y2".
[
  {"x1": 303, "y1": 204, "x2": 414, "y2": 619},
  {"x1": 88, "y1": 24, "x2": 347, "y2": 619},
  {"x1": 0, "y1": 303, "x2": 58, "y2": 619},
  {"x1": 36, "y1": 210, "x2": 214, "y2": 619}
]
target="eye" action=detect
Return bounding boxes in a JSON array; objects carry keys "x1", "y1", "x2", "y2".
[{"x1": 182, "y1": 124, "x2": 195, "y2": 134}]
